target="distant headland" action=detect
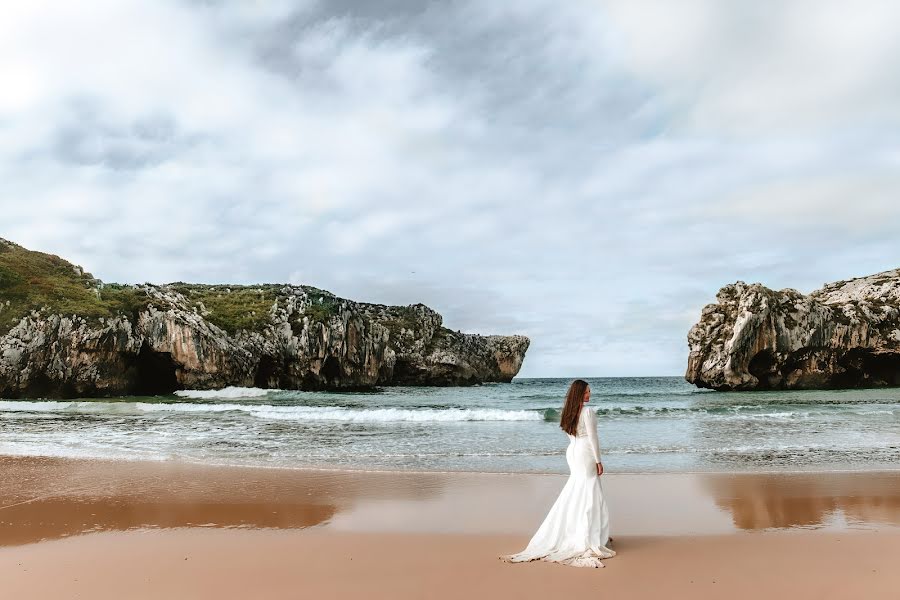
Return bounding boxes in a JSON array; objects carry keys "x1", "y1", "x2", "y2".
[
  {"x1": 687, "y1": 269, "x2": 900, "y2": 390},
  {"x1": 0, "y1": 238, "x2": 529, "y2": 398}
]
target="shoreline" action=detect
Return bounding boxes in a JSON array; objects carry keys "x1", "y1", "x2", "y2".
[{"x1": 3, "y1": 451, "x2": 900, "y2": 478}]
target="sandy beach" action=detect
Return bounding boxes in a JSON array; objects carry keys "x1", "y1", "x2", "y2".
[{"x1": 1, "y1": 457, "x2": 899, "y2": 599}]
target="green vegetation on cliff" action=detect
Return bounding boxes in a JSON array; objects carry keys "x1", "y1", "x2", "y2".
[
  {"x1": 0, "y1": 239, "x2": 149, "y2": 335},
  {"x1": 169, "y1": 284, "x2": 279, "y2": 335},
  {"x1": 302, "y1": 289, "x2": 341, "y2": 322},
  {"x1": 0, "y1": 238, "x2": 350, "y2": 337}
]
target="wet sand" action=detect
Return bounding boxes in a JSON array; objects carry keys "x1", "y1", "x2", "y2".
[{"x1": 1, "y1": 456, "x2": 899, "y2": 598}]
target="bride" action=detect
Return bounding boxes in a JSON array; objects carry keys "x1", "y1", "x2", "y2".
[{"x1": 501, "y1": 379, "x2": 616, "y2": 568}]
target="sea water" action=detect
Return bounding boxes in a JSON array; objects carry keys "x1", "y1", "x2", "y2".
[{"x1": 1, "y1": 377, "x2": 898, "y2": 473}]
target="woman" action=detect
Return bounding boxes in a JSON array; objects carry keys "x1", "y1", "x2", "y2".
[{"x1": 501, "y1": 379, "x2": 615, "y2": 568}]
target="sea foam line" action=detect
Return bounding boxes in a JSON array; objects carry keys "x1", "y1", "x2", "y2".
[
  {"x1": 174, "y1": 386, "x2": 276, "y2": 399},
  {"x1": 0, "y1": 401, "x2": 543, "y2": 422}
]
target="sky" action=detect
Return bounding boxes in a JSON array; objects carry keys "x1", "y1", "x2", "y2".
[{"x1": 2, "y1": 0, "x2": 899, "y2": 377}]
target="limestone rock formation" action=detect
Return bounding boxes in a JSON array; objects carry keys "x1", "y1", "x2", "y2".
[
  {"x1": 0, "y1": 238, "x2": 529, "y2": 398},
  {"x1": 686, "y1": 269, "x2": 900, "y2": 390}
]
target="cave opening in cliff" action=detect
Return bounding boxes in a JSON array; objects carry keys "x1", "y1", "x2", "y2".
[
  {"x1": 26, "y1": 372, "x2": 78, "y2": 399},
  {"x1": 865, "y1": 352, "x2": 900, "y2": 386},
  {"x1": 133, "y1": 343, "x2": 179, "y2": 395},
  {"x1": 321, "y1": 355, "x2": 341, "y2": 383},
  {"x1": 835, "y1": 349, "x2": 900, "y2": 387},
  {"x1": 748, "y1": 350, "x2": 778, "y2": 389},
  {"x1": 254, "y1": 355, "x2": 278, "y2": 388}
]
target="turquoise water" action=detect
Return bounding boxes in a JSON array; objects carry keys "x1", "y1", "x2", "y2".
[{"x1": 1, "y1": 377, "x2": 898, "y2": 473}]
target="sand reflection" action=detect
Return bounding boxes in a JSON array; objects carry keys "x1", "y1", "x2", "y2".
[
  {"x1": 703, "y1": 471, "x2": 900, "y2": 530},
  {"x1": 0, "y1": 457, "x2": 448, "y2": 546},
  {"x1": 3, "y1": 456, "x2": 899, "y2": 547}
]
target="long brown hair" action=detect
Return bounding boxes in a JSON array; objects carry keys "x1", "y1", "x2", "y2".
[{"x1": 560, "y1": 379, "x2": 589, "y2": 435}]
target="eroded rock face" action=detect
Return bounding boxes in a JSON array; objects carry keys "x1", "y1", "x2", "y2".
[
  {"x1": 686, "y1": 269, "x2": 900, "y2": 390},
  {"x1": 0, "y1": 268, "x2": 529, "y2": 399}
]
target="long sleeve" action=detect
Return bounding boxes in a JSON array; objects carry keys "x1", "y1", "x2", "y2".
[{"x1": 585, "y1": 406, "x2": 602, "y2": 463}]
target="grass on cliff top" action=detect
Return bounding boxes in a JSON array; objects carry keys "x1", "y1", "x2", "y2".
[
  {"x1": 0, "y1": 236, "x2": 348, "y2": 338},
  {"x1": 0, "y1": 238, "x2": 432, "y2": 340},
  {"x1": 171, "y1": 284, "x2": 348, "y2": 335},
  {"x1": 169, "y1": 284, "x2": 280, "y2": 335},
  {"x1": 0, "y1": 240, "x2": 149, "y2": 335},
  {"x1": 303, "y1": 290, "x2": 341, "y2": 321}
]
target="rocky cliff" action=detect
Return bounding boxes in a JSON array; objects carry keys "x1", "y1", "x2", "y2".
[
  {"x1": 686, "y1": 269, "x2": 900, "y2": 390},
  {"x1": 0, "y1": 239, "x2": 529, "y2": 398}
]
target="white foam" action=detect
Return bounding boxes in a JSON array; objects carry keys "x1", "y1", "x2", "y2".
[
  {"x1": 136, "y1": 402, "x2": 246, "y2": 413},
  {"x1": 174, "y1": 387, "x2": 276, "y2": 399},
  {"x1": 0, "y1": 401, "x2": 82, "y2": 412},
  {"x1": 245, "y1": 406, "x2": 542, "y2": 422},
  {"x1": 0, "y1": 401, "x2": 543, "y2": 422},
  {"x1": 0, "y1": 440, "x2": 166, "y2": 461}
]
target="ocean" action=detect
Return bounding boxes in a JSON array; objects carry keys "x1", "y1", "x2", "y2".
[{"x1": 1, "y1": 377, "x2": 898, "y2": 474}]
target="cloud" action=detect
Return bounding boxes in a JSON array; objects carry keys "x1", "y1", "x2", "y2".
[
  {"x1": 712, "y1": 174, "x2": 900, "y2": 231},
  {"x1": 602, "y1": 0, "x2": 900, "y2": 134},
  {"x1": 1, "y1": 0, "x2": 898, "y2": 377}
]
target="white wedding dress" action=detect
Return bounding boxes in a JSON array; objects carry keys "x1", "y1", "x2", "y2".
[{"x1": 501, "y1": 403, "x2": 616, "y2": 568}]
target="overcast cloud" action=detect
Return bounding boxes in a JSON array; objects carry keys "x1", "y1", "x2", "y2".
[{"x1": 2, "y1": 0, "x2": 899, "y2": 377}]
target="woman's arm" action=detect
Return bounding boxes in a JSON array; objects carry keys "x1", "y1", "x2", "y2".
[{"x1": 585, "y1": 406, "x2": 602, "y2": 464}]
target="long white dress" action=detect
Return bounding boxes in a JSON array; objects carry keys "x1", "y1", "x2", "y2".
[{"x1": 501, "y1": 403, "x2": 616, "y2": 568}]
